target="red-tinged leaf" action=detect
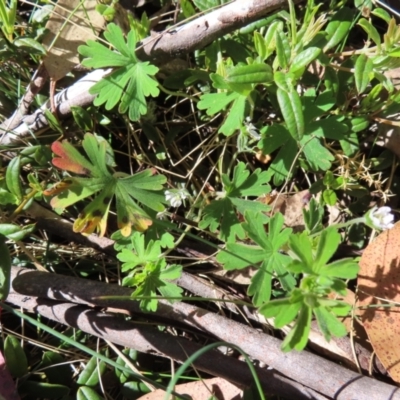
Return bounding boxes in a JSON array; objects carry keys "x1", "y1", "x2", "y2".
[
  {"x1": 115, "y1": 185, "x2": 152, "y2": 237},
  {"x1": 51, "y1": 141, "x2": 93, "y2": 175},
  {"x1": 73, "y1": 186, "x2": 114, "y2": 237}
]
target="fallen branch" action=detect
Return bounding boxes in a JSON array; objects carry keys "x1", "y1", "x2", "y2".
[
  {"x1": 9, "y1": 266, "x2": 400, "y2": 400},
  {"x1": 7, "y1": 269, "x2": 326, "y2": 400}
]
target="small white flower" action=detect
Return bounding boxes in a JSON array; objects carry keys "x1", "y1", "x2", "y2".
[
  {"x1": 367, "y1": 206, "x2": 395, "y2": 230},
  {"x1": 165, "y1": 189, "x2": 189, "y2": 208}
]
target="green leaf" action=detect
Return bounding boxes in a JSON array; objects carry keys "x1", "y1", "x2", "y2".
[
  {"x1": 254, "y1": 31, "x2": 267, "y2": 61},
  {"x1": 129, "y1": 259, "x2": 183, "y2": 311},
  {"x1": 277, "y1": 88, "x2": 304, "y2": 141},
  {"x1": 274, "y1": 301, "x2": 302, "y2": 328},
  {"x1": 290, "y1": 47, "x2": 321, "y2": 73},
  {"x1": 259, "y1": 298, "x2": 292, "y2": 318},
  {"x1": 314, "y1": 306, "x2": 347, "y2": 342},
  {"x1": 18, "y1": 381, "x2": 69, "y2": 398},
  {"x1": 371, "y1": 8, "x2": 391, "y2": 23},
  {"x1": 322, "y1": 188, "x2": 337, "y2": 205},
  {"x1": 217, "y1": 243, "x2": 265, "y2": 270},
  {"x1": 314, "y1": 228, "x2": 341, "y2": 272},
  {"x1": 258, "y1": 124, "x2": 291, "y2": 154},
  {"x1": 6, "y1": 156, "x2": 22, "y2": 201},
  {"x1": 118, "y1": 232, "x2": 161, "y2": 271},
  {"x1": 197, "y1": 91, "x2": 239, "y2": 115},
  {"x1": 248, "y1": 260, "x2": 274, "y2": 306},
  {"x1": 0, "y1": 237, "x2": 11, "y2": 300},
  {"x1": 270, "y1": 138, "x2": 298, "y2": 185},
  {"x1": 354, "y1": 54, "x2": 373, "y2": 94},
  {"x1": 226, "y1": 63, "x2": 273, "y2": 85},
  {"x1": 47, "y1": 133, "x2": 166, "y2": 237},
  {"x1": 219, "y1": 95, "x2": 248, "y2": 136},
  {"x1": 281, "y1": 304, "x2": 312, "y2": 351},
  {"x1": 0, "y1": 223, "x2": 35, "y2": 241},
  {"x1": 275, "y1": 29, "x2": 290, "y2": 69},
  {"x1": 4, "y1": 335, "x2": 28, "y2": 378},
  {"x1": 319, "y1": 258, "x2": 359, "y2": 279},
  {"x1": 303, "y1": 198, "x2": 324, "y2": 234},
  {"x1": 288, "y1": 232, "x2": 313, "y2": 270},
  {"x1": 14, "y1": 37, "x2": 46, "y2": 53},
  {"x1": 77, "y1": 386, "x2": 104, "y2": 400},
  {"x1": 301, "y1": 136, "x2": 334, "y2": 171},
  {"x1": 323, "y1": 7, "x2": 354, "y2": 51},
  {"x1": 79, "y1": 23, "x2": 159, "y2": 122},
  {"x1": 199, "y1": 163, "x2": 271, "y2": 241},
  {"x1": 357, "y1": 18, "x2": 381, "y2": 48},
  {"x1": 199, "y1": 198, "x2": 244, "y2": 241},
  {"x1": 77, "y1": 355, "x2": 107, "y2": 386}
]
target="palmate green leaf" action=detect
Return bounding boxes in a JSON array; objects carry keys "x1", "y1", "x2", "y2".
[
  {"x1": 230, "y1": 198, "x2": 271, "y2": 215},
  {"x1": 248, "y1": 253, "x2": 294, "y2": 306},
  {"x1": 216, "y1": 242, "x2": 265, "y2": 270},
  {"x1": 260, "y1": 298, "x2": 302, "y2": 328},
  {"x1": 119, "y1": 62, "x2": 160, "y2": 121},
  {"x1": 199, "y1": 163, "x2": 271, "y2": 241},
  {"x1": 288, "y1": 232, "x2": 313, "y2": 270},
  {"x1": 79, "y1": 23, "x2": 135, "y2": 67},
  {"x1": 227, "y1": 162, "x2": 271, "y2": 197},
  {"x1": 200, "y1": 197, "x2": 244, "y2": 241},
  {"x1": 197, "y1": 91, "x2": 239, "y2": 115},
  {"x1": 47, "y1": 133, "x2": 166, "y2": 237},
  {"x1": 79, "y1": 23, "x2": 159, "y2": 122},
  {"x1": 219, "y1": 95, "x2": 248, "y2": 136},
  {"x1": 301, "y1": 136, "x2": 334, "y2": 171},
  {"x1": 218, "y1": 211, "x2": 295, "y2": 303},
  {"x1": 131, "y1": 260, "x2": 183, "y2": 312},
  {"x1": 303, "y1": 197, "x2": 324, "y2": 234},
  {"x1": 82, "y1": 134, "x2": 113, "y2": 178},
  {"x1": 49, "y1": 177, "x2": 109, "y2": 209},
  {"x1": 258, "y1": 124, "x2": 291, "y2": 155},
  {"x1": 119, "y1": 172, "x2": 166, "y2": 212},
  {"x1": 118, "y1": 232, "x2": 161, "y2": 271}
]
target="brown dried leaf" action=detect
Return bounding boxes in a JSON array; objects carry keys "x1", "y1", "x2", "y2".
[
  {"x1": 269, "y1": 189, "x2": 311, "y2": 231},
  {"x1": 357, "y1": 221, "x2": 400, "y2": 382},
  {"x1": 137, "y1": 377, "x2": 242, "y2": 400},
  {"x1": 42, "y1": 0, "x2": 104, "y2": 81}
]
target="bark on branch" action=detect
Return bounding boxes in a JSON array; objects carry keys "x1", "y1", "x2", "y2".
[{"x1": 8, "y1": 266, "x2": 400, "y2": 400}]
